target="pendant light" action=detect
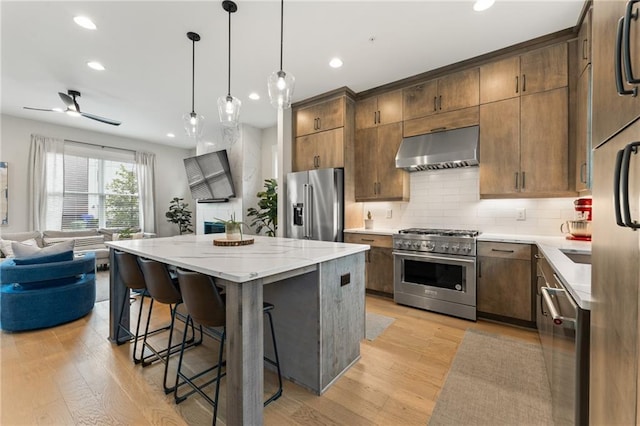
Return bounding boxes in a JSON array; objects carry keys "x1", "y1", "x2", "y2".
[
  {"x1": 218, "y1": 1, "x2": 241, "y2": 127},
  {"x1": 183, "y1": 32, "x2": 204, "y2": 139},
  {"x1": 267, "y1": 0, "x2": 295, "y2": 109}
]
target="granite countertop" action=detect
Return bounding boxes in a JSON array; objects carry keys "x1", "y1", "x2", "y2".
[
  {"x1": 479, "y1": 233, "x2": 592, "y2": 310},
  {"x1": 106, "y1": 234, "x2": 369, "y2": 283}
]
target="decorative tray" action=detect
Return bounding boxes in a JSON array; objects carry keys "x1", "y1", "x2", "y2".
[{"x1": 213, "y1": 238, "x2": 255, "y2": 246}]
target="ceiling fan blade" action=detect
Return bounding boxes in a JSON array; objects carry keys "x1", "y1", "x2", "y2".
[
  {"x1": 81, "y1": 112, "x2": 121, "y2": 126},
  {"x1": 23, "y1": 106, "x2": 62, "y2": 112},
  {"x1": 58, "y1": 92, "x2": 74, "y2": 108}
]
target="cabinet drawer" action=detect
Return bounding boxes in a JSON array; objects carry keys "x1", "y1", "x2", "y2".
[
  {"x1": 478, "y1": 242, "x2": 531, "y2": 260},
  {"x1": 344, "y1": 233, "x2": 392, "y2": 248}
]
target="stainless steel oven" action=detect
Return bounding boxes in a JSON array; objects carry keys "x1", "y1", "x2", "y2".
[{"x1": 393, "y1": 229, "x2": 478, "y2": 321}]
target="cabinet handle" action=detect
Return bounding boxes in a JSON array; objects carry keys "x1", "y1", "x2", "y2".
[
  {"x1": 438, "y1": 95, "x2": 442, "y2": 110},
  {"x1": 317, "y1": 117, "x2": 321, "y2": 130},
  {"x1": 623, "y1": 0, "x2": 640, "y2": 84},
  {"x1": 433, "y1": 96, "x2": 437, "y2": 111},
  {"x1": 616, "y1": 16, "x2": 638, "y2": 96},
  {"x1": 582, "y1": 38, "x2": 588, "y2": 61},
  {"x1": 580, "y1": 162, "x2": 587, "y2": 184},
  {"x1": 373, "y1": 182, "x2": 377, "y2": 195},
  {"x1": 314, "y1": 118, "x2": 318, "y2": 130},
  {"x1": 515, "y1": 76, "x2": 519, "y2": 94},
  {"x1": 522, "y1": 171, "x2": 526, "y2": 189},
  {"x1": 522, "y1": 74, "x2": 526, "y2": 92},
  {"x1": 619, "y1": 141, "x2": 640, "y2": 229},
  {"x1": 373, "y1": 111, "x2": 377, "y2": 125},
  {"x1": 491, "y1": 248, "x2": 515, "y2": 253},
  {"x1": 361, "y1": 238, "x2": 375, "y2": 242},
  {"x1": 514, "y1": 172, "x2": 519, "y2": 190},
  {"x1": 534, "y1": 254, "x2": 544, "y2": 259},
  {"x1": 430, "y1": 126, "x2": 447, "y2": 132},
  {"x1": 317, "y1": 155, "x2": 321, "y2": 168}
]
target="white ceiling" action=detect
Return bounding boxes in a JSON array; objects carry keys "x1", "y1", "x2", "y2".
[{"x1": 1, "y1": 1, "x2": 584, "y2": 150}]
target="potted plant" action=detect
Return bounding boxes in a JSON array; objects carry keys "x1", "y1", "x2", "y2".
[
  {"x1": 165, "y1": 197, "x2": 193, "y2": 235},
  {"x1": 216, "y1": 212, "x2": 245, "y2": 241},
  {"x1": 247, "y1": 178, "x2": 277, "y2": 237},
  {"x1": 365, "y1": 211, "x2": 374, "y2": 229},
  {"x1": 117, "y1": 227, "x2": 134, "y2": 240}
]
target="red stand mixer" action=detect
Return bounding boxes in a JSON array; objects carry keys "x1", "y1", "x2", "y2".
[{"x1": 562, "y1": 197, "x2": 592, "y2": 241}]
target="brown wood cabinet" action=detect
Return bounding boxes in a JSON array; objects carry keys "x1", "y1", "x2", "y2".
[
  {"x1": 403, "y1": 68, "x2": 479, "y2": 121},
  {"x1": 591, "y1": 0, "x2": 640, "y2": 147},
  {"x1": 295, "y1": 97, "x2": 344, "y2": 137},
  {"x1": 403, "y1": 106, "x2": 479, "y2": 137},
  {"x1": 477, "y1": 242, "x2": 534, "y2": 324},
  {"x1": 578, "y1": 7, "x2": 592, "y2": 75},
  {"x1": 344, "y1": 232, "x2": 393, "y2": 295},
  {"x1": 294, "y1": 128, "x2": 344, "y2": 171},
  {"x1": 575, "y1": 64, "x2": 591, "y2": 192},
  {"x1": 480, "y1": 86, "x2": 571, "y2": 197},
  {"x1": 354, "y1": 123, "x2": 409, "y2": 201},
  {"x1": 480, "y1": 43, "x2": 568, "y2": 104},
  {"x1": 355, "y1": 90, "x2": 402, "y2": 129}
]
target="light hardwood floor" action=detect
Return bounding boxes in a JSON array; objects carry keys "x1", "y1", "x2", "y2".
[{"x1": 0, "y1": 293, "x2": 538, "y2": 425}]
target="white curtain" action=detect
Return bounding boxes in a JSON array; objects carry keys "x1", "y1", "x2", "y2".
[
  {"x1": 28, "y1": 134, "x2": 64, "y2": 230},
  {"x1": 135, "y1": 151, "x2": 156, "y2": 234}
]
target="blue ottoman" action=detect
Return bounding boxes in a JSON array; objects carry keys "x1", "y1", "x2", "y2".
[{"x1": 0, "y1": 252, "x2": 96, "y2": 332}]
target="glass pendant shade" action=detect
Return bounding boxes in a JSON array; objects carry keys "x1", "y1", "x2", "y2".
[
  {"x1": 268, "y1": 69, "x2": 295, "y2": 109},
  {"x1": 183, "y1": 111, "x2": 204, "y2": 139},
  {"x1": 218, "y1": 95, "x2": 241, "y2": 127}
]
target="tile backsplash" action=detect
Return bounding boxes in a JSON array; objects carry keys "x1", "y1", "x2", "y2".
[{"x1": 362, "y1": 167, "x2": 580, "y2": 236}]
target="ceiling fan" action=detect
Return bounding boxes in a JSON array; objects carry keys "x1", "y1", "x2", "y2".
[{"x1": 23, "y1": 90, "x2": 121, "y2": 126}]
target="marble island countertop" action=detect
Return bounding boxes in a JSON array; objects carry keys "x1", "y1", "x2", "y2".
[{"x1": 106, "y1": 234, "x2": 369, "y2": 283}]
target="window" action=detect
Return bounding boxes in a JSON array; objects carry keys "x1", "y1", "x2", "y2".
[{"x1": 51, "y1": 143, "x2": 140, "y2": 231}]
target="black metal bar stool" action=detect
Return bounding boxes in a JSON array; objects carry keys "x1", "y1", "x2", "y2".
[
  {"x1": 174, "y1": 268, "x2": 283, "y2": 426},
  {"x1": 136, "y1": 257, "x2": 201, "y2": 394}
]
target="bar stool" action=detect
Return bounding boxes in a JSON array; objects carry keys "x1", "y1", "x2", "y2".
[
  {"x1": 136, "y1": 257, "x2": 200, "y2": 394},
  {"x1": 174, "y1": 268, "x2": 283, "y2": 425},
  {"x1": 114, "y1": 250, "x2": 168, "y2": 363}
]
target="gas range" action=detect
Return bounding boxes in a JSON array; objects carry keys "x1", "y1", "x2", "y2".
[{"x1": 393, "y1": 228, "x2": 480, "y2": 256}]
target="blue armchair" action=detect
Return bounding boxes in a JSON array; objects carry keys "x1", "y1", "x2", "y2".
[{"x1": 0, "y1": 252, "x2": 96, "y2": 332}]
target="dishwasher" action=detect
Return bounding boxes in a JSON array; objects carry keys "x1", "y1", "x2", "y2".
[{"x1": 536, "y1": 254, "x2": 590, "y2": 426}]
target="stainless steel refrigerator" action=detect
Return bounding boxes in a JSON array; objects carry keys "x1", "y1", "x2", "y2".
[{"x1": 286, "y1": 168, "x2": 344, "y2": 242}]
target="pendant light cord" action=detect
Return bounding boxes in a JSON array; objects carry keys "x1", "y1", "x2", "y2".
[
  {"x1": 191, "y1": 37, "x2": 196, "y2": 114},
  {"x1": 279, "y1": 0, "x2": 284, "y2": 71},
  {"x1": 228, "y1": 8, "x2": 232, "y2": 97}
]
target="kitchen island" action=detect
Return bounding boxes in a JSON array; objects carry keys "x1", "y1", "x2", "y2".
[{"x1": 106, "y1": 234, "x2": 368, "y2": 425}]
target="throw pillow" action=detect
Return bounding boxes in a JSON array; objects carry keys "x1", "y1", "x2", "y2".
[
  {"x1": 0, "y1": 238, "x2": 38, "y2": 258},
  {"x1": 12, "y1": 238, "x2": 74, "y2": 257},
  {"x1": 13, "y1": 249, "x2": 74, "y2": 265}
]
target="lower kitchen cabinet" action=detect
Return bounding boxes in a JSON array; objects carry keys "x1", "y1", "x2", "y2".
[
  {"x1": 344, "y1": 232, "x2": 393, "y2": 295},
  {"x1": 477, "y1": 241, "x2": 535, "y2": 325}
]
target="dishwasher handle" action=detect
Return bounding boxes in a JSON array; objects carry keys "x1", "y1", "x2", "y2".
[{"x1": 541, "y1": 286, "x2": 577, "y2": 329}]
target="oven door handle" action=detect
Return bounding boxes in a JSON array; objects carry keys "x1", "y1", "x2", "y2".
[{"x1": 393, "y1": 252, "x2": 476, "y2": 264}]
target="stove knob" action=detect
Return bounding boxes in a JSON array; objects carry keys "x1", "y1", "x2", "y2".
[
  {"x1": 414, "y1": 242, "x2": 423, "y2": 250},
  {"x1": 463, "y1": 244, "x2": 472, "y2": 253},
  {"x1": 452, "y1": 244, "x2": 460, "y2": 252},
  {"x1": 441, "y1": 243, "x2": 449, "y2": 250},
  {"x1": 425, "y1": 241, "x2": 436, "y2": 251}
]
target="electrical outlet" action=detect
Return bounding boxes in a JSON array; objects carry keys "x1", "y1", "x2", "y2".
[
  {"x1": 516, "y1": 208, "x2": 526, "y2": 221},
  {"x1": 386, "y1": 209, "x2": 392, "y2": 219}
]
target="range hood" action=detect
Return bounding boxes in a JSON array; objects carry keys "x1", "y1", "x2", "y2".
[{"x1": 395, "y1": 125, "x2": 479, "y2": 171}]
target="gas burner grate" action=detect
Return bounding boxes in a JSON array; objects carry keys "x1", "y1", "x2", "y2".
[{"x1": 398, "y1": 228, "x2": 480, "y2": 237}]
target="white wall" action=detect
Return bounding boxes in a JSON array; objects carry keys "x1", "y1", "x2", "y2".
[
  {"x1": 0, "y1": 114, "x2": 193, "y2": 237},
  {"x1": 362, "y1": 167, "x2": 579, "y2": 236},
  {"x1": 261, "y1": 125, "x2": 277, "y2": 181}
]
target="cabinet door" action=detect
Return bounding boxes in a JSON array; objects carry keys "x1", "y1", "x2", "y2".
[
  {"x1": 592, "y1": 0, "x2": 640, "y2": 146},
  {"x1": 376, "y1": 123, "x2": 407, "y2": 200},
  {"x1": 477, "y1": 256, "x2": 532, "y2": 321},
  {"x1": 367, "y1": 246, "x2": 394, "y2": 294},
  {"x1": 314, "y1": 97, "x2": 344, "y2": 132},
  {"x1": 376, "y1": 90, "x2": 403, "y2": 125},
  {"x1": 314, "y1": 128, "x2": 344, "y2": 169},
  {"x1": 479, "y1": 98, "x2": 520, "y2": 196},
  {"x1": 520, "y1": 88, "x2": 569, "y2": 194},
  {"x1": 295, "y1": 106, "x2": 318, "y2": 137},
  {"x1": 354, "y1": 127, "x2": 379, "y2": 200},
  {"x1": 403, "y1": 80, "x2": 438, "y2": 120},
  {"x1": 575, "y1": 66, "x2": 591, "y2": 192},
  {"x1": 293, "y1": 135, "x2": 318, "y2": 171},
  {"x1": 520, "y1": 43, "x2": 568, "y2": 95},
  {"x1": 480, "y1": 56, "x2": 520, "y2": 104},
  {"x1": 578, "y1": 8, "x2": 592, "y2": 73},
  {"x1": 355, "y1": 97, "x2": 378, "y2": 129},
  {"x1": 437, "y1": 68, "x2": 479, "y2": 112}
]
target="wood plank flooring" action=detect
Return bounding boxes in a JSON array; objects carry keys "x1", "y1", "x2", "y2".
[{"x1": 0, "y1": 293, "x2": 538, "y2": 425}]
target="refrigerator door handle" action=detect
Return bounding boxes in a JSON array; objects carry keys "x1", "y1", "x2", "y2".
[
  {"x1": 620, "y1": 141, "x2": 640, "y2": 229},
  {"x1": 614, "y1": 148, "x2": 626, "y2": 227},
  {"x1": 307, "y1": 184, "x2": 314, "y2": 239}
]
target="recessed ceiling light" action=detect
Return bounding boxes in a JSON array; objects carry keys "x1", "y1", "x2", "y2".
[
  {"x1": 73, "y1": 16, "x2": 97, "y2": 30},
  {"x1": 329, "y1": 58, "x2": 343, "y2": 68},
  {"x1": 473, "y1": 0, "x2": 495, "y2": 12},
  {"x1": 249, "y1": 92, "x2": 260, "y2": 100},
  {"x1": 167, "y1": 133, "x2": 176, "y2": 138},
  {"x1": 87, "y1": 61, "x2": 105, "y2": 71}
]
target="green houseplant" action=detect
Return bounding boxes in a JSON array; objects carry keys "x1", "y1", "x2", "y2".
[
  {"x1": 247, "y1": 178, "x2": 277, "y2": 237},
  {"x1": 117, "y1": 227, "x2": 134, "y2": 240},
  {"x1": 165, "y1": 197, "x2": 193, "y2": 235},
  {"x1": 215, "y1": 212, "x2": 245, "y2": 241}
]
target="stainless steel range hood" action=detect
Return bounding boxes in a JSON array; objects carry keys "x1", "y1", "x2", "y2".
[{"x1": 395, "y1": 125, "x2": 479, "y2": 171}]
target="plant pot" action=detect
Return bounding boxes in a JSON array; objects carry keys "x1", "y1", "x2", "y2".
[
  {"x1": 364, "y1": 219, "x2": 374, "y2": 230},
  {"x1": 225, "y1": 223, "x2": 242, "y2": 241}
]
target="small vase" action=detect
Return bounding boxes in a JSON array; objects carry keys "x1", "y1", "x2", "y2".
[
  {"x1": 225, "y1": 223, "x2": 242, "y2": 241},
  {"x1": 364, "y1": 219, "x2": 374, "y2": 230}
]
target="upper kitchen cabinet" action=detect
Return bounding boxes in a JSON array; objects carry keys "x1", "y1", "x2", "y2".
[
  {"x1": 480, "y1": 43, "x2": 568, "y2": 104},
  {"x1": 355, "y1": 90, "x2": 402, "y2": 129},
  {"x1": 575, "y1": 64, "x2": 592, "y2": 193},
  {"x1": 292, "y1": 88, "x2": 356, "y2": 172},
  {"x1": 403, "y1": 68, "x2": 479, "y2": 121},
  {"x1": 578, "y1": 7, "x2": 592, "y2": 75},
  {"x1": 354, "y1": 122, "x2": 409, "y2": 201},
  {"x1": 591, "y1": 0, "x2": 640, "y2": 147}
]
